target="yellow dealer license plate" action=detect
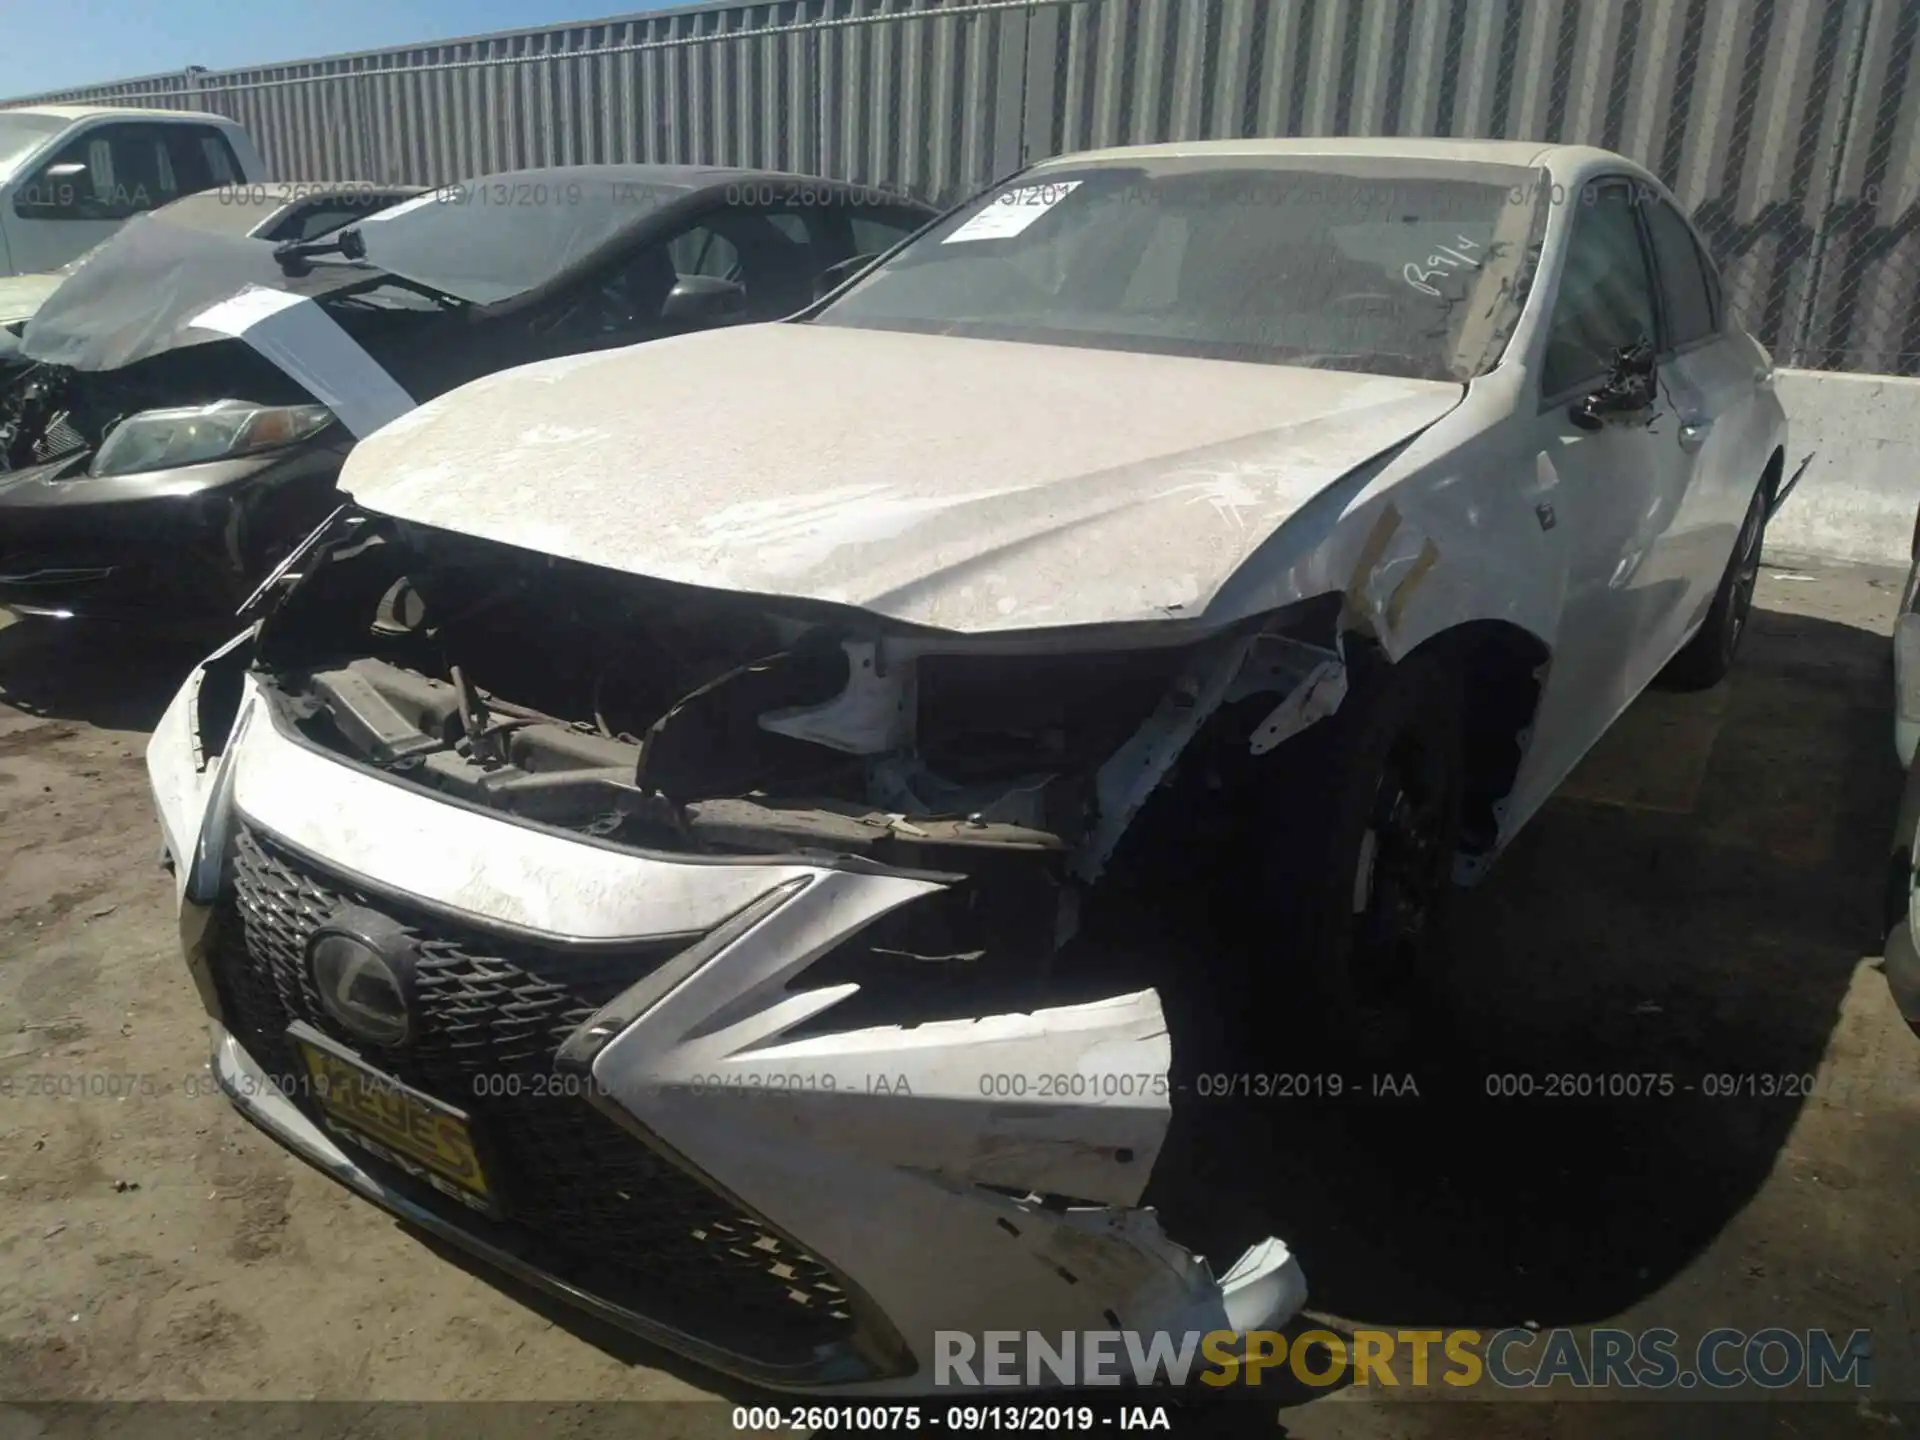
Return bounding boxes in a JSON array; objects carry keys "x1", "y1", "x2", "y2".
[{"x1": 289, "y1": 1021, "x2": 498, "y2": 1215}]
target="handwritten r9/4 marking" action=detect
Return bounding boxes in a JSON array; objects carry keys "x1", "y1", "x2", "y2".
[{"x1": 1403, "y1": 233, "x2": 1483, "y2": 296}]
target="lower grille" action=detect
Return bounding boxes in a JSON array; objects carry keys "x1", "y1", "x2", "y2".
[
  {"x1": 31, "y1": 413, "x2": 85, "y2": 464},
  {"x1": 214, "y1": 822, "x2": 859, "y2": 1366}
]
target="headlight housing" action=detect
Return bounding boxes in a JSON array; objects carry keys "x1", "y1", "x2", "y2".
[{"x1": 89, "y1": 400, "x2": 332, "y2": 478}]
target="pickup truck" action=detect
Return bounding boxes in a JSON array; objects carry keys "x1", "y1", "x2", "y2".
[{"x1": 0, "y1": 104, "x2": 266, "y2": 275}]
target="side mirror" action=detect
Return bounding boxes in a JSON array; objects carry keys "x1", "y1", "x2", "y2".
[
  {"x1": 661, "y1": 274, "x2": 747, "y2": 326},
  {"x1": 814, "y1": 252, "x2": 881, "y2": 300},
  {"x1": 1569, "y1": 339, "x2": 1657, "y2": 431},
  {"x1": 14, "y1": 162, "x2": 91, "y2": 219}
]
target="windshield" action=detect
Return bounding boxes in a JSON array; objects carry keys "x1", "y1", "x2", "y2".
[
  {"x1": 815, "y1": 158, "x2": 1548, "y2": 382},
  {"x1": 349, "y1": 171, "x2": 691, "y2": 305},
  {"x1": 0, "y1": 112, "x2": 69, "y2": 181}
]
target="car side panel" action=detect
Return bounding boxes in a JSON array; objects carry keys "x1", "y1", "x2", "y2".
[
  {"x1": 1326, "y1": 371, "x2": 1572, "y2": 669},
  {"x1": 1231, "y1": 155, "x2": 1781, "y2": 859},
  {"x1": 1662, "y1": 326, "x2": 1784, "y2": 636},
  {"x1": 1172, "y1": 369, "x2": 1566, "y2": 668}
]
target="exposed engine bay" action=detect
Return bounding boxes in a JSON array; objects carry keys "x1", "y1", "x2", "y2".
[
  {"x1": 258, "y1": 514, "x2": 1217, "y2": 852},
  {"x1": 244, "y1": 510, "x2": 1354, "y2": 1025}
]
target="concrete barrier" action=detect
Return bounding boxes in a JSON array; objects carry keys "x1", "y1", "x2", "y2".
[{"x1": 1767, "y1": 369, "x2": 1920, "y2": 568}]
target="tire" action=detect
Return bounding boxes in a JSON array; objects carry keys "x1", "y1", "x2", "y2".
[
  {"x1": 1662, "y1": 478, "x2": 1769, "y2": 691},
  {"x1": 1885, "y1": 756, "x2": 1920, "y2": 940},
  {"x1": 1244, "y1": 642, "x2": 1467, "y2": 1059}
]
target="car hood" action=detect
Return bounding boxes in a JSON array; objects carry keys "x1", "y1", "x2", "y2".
[
  {"x1": 343, "y1": 323, "x2": 1463, "y2": 634},
  {"x1": 19, "y1": 212, "x2": 376, "y2": 373},
  {"x1": 0, "y1": 271, "x2": 58, "y2": 326},
  {"x1": 0, "y1": 271, "x2": 60, "y2": 362}
]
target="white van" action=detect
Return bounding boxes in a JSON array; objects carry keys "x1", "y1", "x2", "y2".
[{"x1": 0, "y1": 104, "x2": 267, "y2": 276}]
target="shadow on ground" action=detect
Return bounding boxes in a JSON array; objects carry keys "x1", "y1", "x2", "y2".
[
  {"x1": 0, "y1": 617, "x2": 216, "y2": 732},
  {"x1": 1147, "y1": 603, "x2": 1898, "y2": 1334}
]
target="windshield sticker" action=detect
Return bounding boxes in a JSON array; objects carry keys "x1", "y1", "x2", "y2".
[
  {"x1": 191, "y1": 285, "x2": 417, "y2": 439},
  {"x1": 1403, "y1": 235, "x2": 1482, "y2": 296},
  {"x1": 943, "y1": 180, "x2": 1083, "y2": 244}
]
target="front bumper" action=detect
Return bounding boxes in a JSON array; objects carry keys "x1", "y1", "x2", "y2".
[
  {"x1": 0, "y1": 441, "x2": 342, "y2": 623},
  {"x1": 151, "y1": 656, "x2": 1307, "y2": 1395}
]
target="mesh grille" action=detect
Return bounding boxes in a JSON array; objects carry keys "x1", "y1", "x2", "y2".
[
  {"x1": 214, "y1": 822, "x2": 859, "y2": 1365},
  {"x1": 30, "y1": 413, "x2": 85, "y2": 464}
]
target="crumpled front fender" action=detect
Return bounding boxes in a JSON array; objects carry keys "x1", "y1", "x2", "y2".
[
  {"x1": 147, "y1": 629, "x2": 255, "y2": 908},
  {"x1": 580, "y1": 874, "x2": 1308, "y2": 1391},
  {"x1": 147, "y1": 656, "x2": 1309, "y2": 1394}
]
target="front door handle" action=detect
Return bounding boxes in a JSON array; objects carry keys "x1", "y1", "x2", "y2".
[{"x1": 1678, "y1": 417, "x2": 1714, "y2": 453}]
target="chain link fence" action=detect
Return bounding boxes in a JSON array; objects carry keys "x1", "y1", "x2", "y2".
[{"x1": 9, "y1": 0, "x2": 1920, "y2": 375}]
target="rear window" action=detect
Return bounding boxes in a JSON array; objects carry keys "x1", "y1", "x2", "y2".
[{"x1": 166, "y1": 125, "x2": 241, "y2": 191}]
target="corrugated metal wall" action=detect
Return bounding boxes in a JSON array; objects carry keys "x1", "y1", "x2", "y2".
[
  {"x1": 4, "y1": 1, "x2": 1045, "y2": 208},
  {"x1": 1029, "y1": 0, "x2": 1915, "y2": 373},
  {"x1": 8, "y1": 0, "x2": 1920, "y2": 373}
]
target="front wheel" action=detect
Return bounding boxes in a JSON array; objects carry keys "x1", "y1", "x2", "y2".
[
  {"x1": 1662, "y1": 479, "x2": 1769, "y2": 690},
  {"x1": 1248, "y1": 643, "x2": 1467, "y2": 1058}
]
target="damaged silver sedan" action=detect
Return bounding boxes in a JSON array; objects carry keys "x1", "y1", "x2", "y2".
[{"x1": 148, "y1": 138, "x2": 1788, "y2": 1392}]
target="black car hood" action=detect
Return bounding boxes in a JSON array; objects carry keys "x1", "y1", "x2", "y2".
[{"x1": 19, "y1": 212, "x2": 378, "y2": 373}]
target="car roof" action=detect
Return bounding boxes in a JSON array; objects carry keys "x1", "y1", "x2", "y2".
[
  {"x1": 150, "y1": 183, "x2": 426, "y2": 235},
  {"x1": 158, "y1": 180, "x2": 423, "y2": 209},
  {"x1": 5, "y1": 102, "x2": 239, "y2": 126},
  {"x1": 457, "y1": 162, "x2": 932, "y2": 201},
  {"x1": 1028, "y1": 136, "x2": 1651, "y2": 178}
]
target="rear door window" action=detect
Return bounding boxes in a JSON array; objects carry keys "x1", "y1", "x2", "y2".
[
  {"x1": 1643, "y1": 198, "x2": 1718, "y2": 350},
  {"x1": 164, "y1": 125, "x2": 241, "y2": 193}
]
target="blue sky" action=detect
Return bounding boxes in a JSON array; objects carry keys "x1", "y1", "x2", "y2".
[{"x1": 0, "y1": 0, "x2": 682, "y2": 98}]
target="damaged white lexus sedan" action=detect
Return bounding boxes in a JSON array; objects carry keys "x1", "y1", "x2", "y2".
[{"x1": 148, "y1": 138, "x2": 1788, "y2": 1393}]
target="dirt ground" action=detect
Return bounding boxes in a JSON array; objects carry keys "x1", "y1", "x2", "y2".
[{"x1": 0, "y1": 559, "x2": 1916, "y2": 1439}]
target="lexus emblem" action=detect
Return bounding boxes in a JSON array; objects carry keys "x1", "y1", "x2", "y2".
[{"x1": 307, "y1": 908, "x2": 417, "y2": 1048}]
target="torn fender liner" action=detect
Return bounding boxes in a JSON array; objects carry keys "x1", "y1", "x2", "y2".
[
  {"x1": 1250, "y1": 657, "x2": 1348, "y2": 755},
  {"x1": 1072, "y1": 634, "x2": 1257, "y2": 885},
  {"x1": 192, "y1": 286, "x2": 416, "y2": 439}
]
